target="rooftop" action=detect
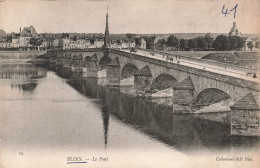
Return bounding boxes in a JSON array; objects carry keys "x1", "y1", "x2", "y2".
[{"x1": 20, "y1": 26, "x2": 38, "y2": 37}]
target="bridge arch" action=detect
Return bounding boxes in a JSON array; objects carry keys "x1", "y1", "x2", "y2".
[
  {"x1": 151, "y1": 73, "x2": 177, "y2": 91},
  {"x1": 121, "y1": 63, "x2": 138, "y2": 79},
  {"x1": 83, "y1": 56, "x2": 91, "y2": 67},
  {"x1": 83, "y1": 56, "x2": 91, "y2": 62},
  {"x1": 72, "y1": 54, "x2": 83, "y2": 66},
  {"x1": 195, "y1": 88, "x2": 231, "y2": 107},
  {"x1": 99, "y1": 56, "x2": 111, "y2": 70}
]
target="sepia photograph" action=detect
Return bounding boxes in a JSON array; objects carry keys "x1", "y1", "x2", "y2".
[{"x1": 0, "y1": 0, "x2": 260, "y2": 167}]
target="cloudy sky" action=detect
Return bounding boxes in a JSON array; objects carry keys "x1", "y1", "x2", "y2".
[{"x1": 0, "y1": 0, "x2": 259, "y2": 34}]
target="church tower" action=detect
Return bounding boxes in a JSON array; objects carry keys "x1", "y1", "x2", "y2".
[
  {"x1": 104, "y1": 6, "x2": 110, "y2": 48},
  {"x1": 229, "y1": 22, "x2": 242, "y2": 37}
]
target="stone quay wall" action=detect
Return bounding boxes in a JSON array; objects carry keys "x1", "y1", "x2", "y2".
[{"x1": 0, "y1": 50, "x2": 46, "y2": 63}]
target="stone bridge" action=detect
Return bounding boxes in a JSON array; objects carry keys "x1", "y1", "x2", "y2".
[{"x1": 47, "y1": 48, "x2": 260, "y2": 113}]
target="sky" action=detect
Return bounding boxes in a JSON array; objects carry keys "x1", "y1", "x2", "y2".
[{"x1": 0, "y1": 0, "x2": 259, "y2": 34}]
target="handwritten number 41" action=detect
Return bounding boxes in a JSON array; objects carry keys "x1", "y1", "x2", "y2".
[{"x1": 222, "y1": 4, "x2": 238, "y2": 18}]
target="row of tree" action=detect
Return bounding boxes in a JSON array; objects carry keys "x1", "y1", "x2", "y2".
[
  {"x1": 150, "y1": 34, "x2": 259, "y2": 51},
  {"x1": 153, "y1": 34, "x2": 214, "y2": 51},
  {"x1": 212, "y1": 35, "x2": 259, "y2": 51},
  {"x1": 29, "y1": 37, "x2": 44, "y2": 49}
]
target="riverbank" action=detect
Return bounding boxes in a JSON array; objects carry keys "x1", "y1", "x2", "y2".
[
  {"x1": 27, "y1": 59, "x2": 48, "y2": 64},
  {"x1": 0, "y1": 50, "x2": 46, "y2": 63}
]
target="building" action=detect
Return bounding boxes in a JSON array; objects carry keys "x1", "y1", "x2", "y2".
[
  {"x1": 121, "y1": 41, "x2": 129, "y2": 49},
  {"x1": 0, "y1": 33, "x2": 17, "y2": 49},
  {"x1": 40, "y1": 38, "x2": 48, "y2": 50},
  {"x1": 117, "y1": 39, "x2": 136, "y2": 49},
  {"x1": 94, "y1": 37, "x2": 104, "y2": 48},
  {"x1": 19, "y1": 26, "x2": 38, "y2": 50},
  {"x1": 242, "y1": 36, "x2": 259, "y2": 51},
  {"x1": 75, "y1": 39, "x2": 91, "y2": 49},
  {"x1": 129, "y1": 40, "x2": 135, "y2": 48},
  {"x1": 228, "y1": 22, "x2": 242, "y2": 37},
  {"x1": 75, "y1": 39, "x2": 85, "y2": 49},
  {"x1": 135, "y1": 37, "x2": 146, "y2": 49},
  {"x1": 0, "y1": 42, "x2": 11, "y2": 48},
  {"x1": 52, "y1": 39, "x2": 60, "y2": 48},
  {"x1": 110, "y1": 40, "x2": 121, "y2": 49},
  {"x1": 60, "y1": 38, "x2": 70, "y2": 50},
  {"x1": 85, "y1": 39, "x2": 91, "y2": 47},
  {"x1": 228, "y1": 22, "x2": 259, "y2": 51},
  {"x1": 69, "y1": 39, "x2": 77, "y2": 49},
  {"x1": 11, "y1": 38, "x2": 20, "y2": 48},
  {"x1": 11, "y1": 33, "x2": 20, "y2": 48},
  {"x1": 0, "y1": 27, "x2": 51, "y2": 50}
]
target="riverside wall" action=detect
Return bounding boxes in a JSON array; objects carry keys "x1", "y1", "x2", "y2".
[{"x1": 0, "y1": 50, "x2": 46, "y2": 63}]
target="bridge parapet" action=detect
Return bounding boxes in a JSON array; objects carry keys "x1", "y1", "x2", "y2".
[
  {"x1": 47, "y1": 48, "x2": 260, "y2": 92},
  {"x1": 110, "y1": 49, "x2": 260, "y2": 92},
  {"x1": 48, "y1": 48, "x2": 103, "y2": 53},
  {"x1": 136, "y1": 48, "x2": 257, "y2": 75}
]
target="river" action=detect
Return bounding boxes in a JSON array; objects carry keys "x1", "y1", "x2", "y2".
[{"x1": 0, "y1": 63, "x2": 259, "y2": 168}]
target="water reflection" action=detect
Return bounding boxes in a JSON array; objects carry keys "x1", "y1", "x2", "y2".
[
  {"x1": 63, "y1": 70, "x2": 260, "y2": 152},
  {"x1": 0, "y1": 64, "x2": 47, "y2": 94},
  {"x1": 11, "y1": 82, "x2": 38, "y2": 92},
  {"x1": 1, "y1": 64, "x2": 258, "y2": 154},
  {"x1": 0, "y1": 64, "x2": 47, "y2": 79},
  {"x1": 102, "y1": 102, "x2": 110, "y2": 149}
]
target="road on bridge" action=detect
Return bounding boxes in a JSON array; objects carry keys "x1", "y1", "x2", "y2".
[{"x1": 121, "y1": 49, "x2": 259, "y2": 83}]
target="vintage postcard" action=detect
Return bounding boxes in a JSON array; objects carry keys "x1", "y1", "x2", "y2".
[{"x1": 0, "y1": 0, "x2": 260, "y2": 167}]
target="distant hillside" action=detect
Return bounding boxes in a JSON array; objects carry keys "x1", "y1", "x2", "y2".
[
  {"x1": 111, "y1": 33, "x2": 258, "y2": 43},
  {"x1": 3, "y1": 30, "x2": 257, "y2": 42}
]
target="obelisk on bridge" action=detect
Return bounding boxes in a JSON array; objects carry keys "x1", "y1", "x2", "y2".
[{"x1": 104, "y1": 5, "x2": 110, "y2": 48}]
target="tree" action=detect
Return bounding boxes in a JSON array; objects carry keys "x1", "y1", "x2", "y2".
[
  {"x1": 247, "y1": 41, "x2": 254, "y2": 51},
  {"x1": 228, "y1": 36, "x2": 243, "y2": 50},
  {"x1": 29, "y1": 37, "x2": 43, "y2": 50},
  {"x1": 145, "y1": 36, "x2": 156, "y2": 49},
  {"x1": 188, "y1": 38, "x2": 197, "y2": 49},
  {"x1": 126, "y1": 33, "x2": 136, "y2": 40},
  {"x1": 236, "y1": 36, "x2": 243, "y2": 50},
  {"x1": 179, "y1": 39, "x2": 188, "y2": 50},
  {"x1": 204, "y1": 33, "x2": 214, "y2": 49},
  {"x1": 116, "y1": 39, "x2": 121, "y2": 44},
  {"x1": 155, "y1": 39, "x2": 167, "y2": 50},
  {"x1": 167, "y1": 35, "x2": 179, "y2": 49},
  {"x1": 196, "y1": 36, "x2": 208, "y2": 50},
  {"x1": 62, "y1": 33, "x2": 69, "y2": 38},
  {"x1": 212, "y1": 35, "x2": 230, "y2": 51}
]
